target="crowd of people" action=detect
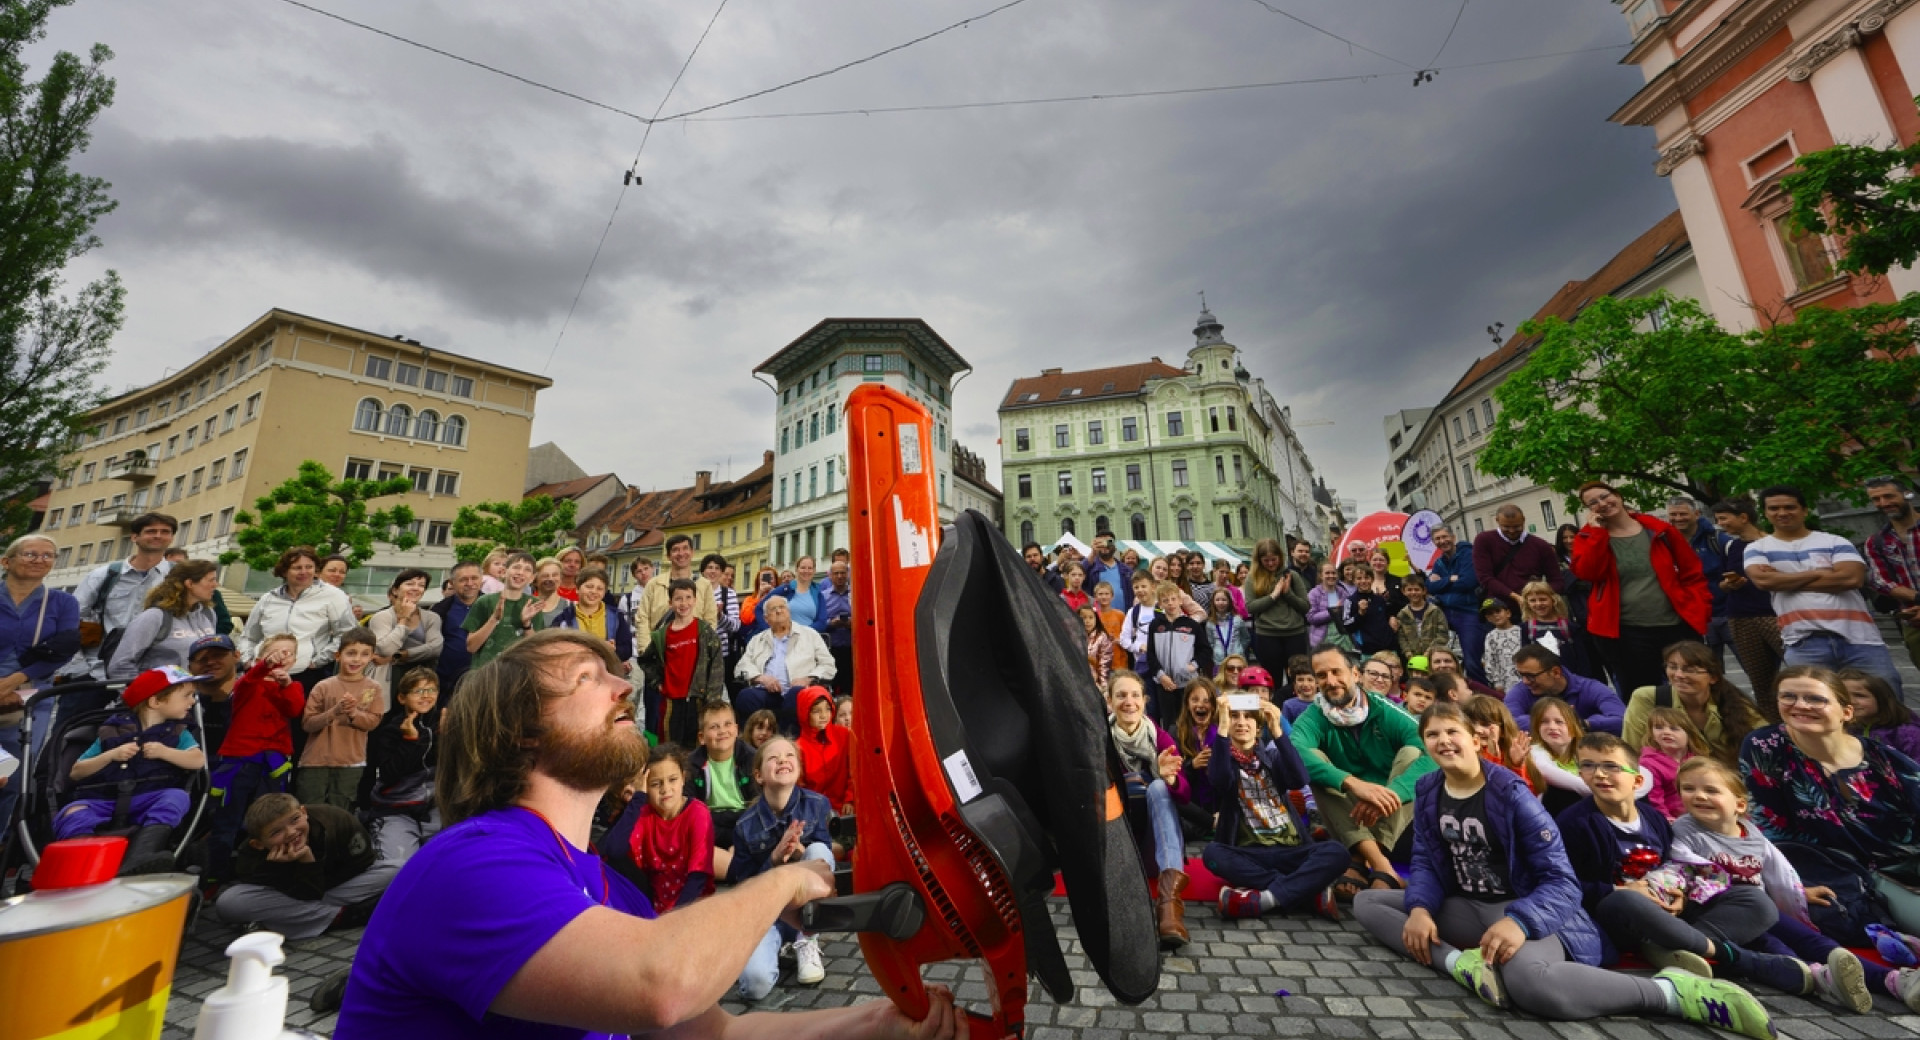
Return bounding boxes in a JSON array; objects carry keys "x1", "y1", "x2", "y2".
[{"x1": 0, "y1": 473, "x2": 1916, "y2": 1036}]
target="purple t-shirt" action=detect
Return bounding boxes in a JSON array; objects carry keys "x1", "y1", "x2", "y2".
[{"x1": 336, "y1": 806, "x2": 656, "y2": 1039}]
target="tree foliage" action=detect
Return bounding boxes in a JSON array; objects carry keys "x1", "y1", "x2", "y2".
[
  {"x1": 1478, "y1": 293, "x2": 1920, "y2": 509},
  {"x1": 219, "y1": 461, "x2": 418, "y2": 571},
  {"x1": 1782, "y1": 133, "x2": 1920, "y2": 278},
  {"x1": 448, "y1": 495, "x2": 577, "y2": 564},
  {"x1": 0, "y1": 0, "x2": 123, "y2": 538}
]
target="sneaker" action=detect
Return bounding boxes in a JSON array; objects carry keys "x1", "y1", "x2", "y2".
[
  {"x1": 1656, "y1": 969, "x2": 1776, "y2": 1040},
  {"x1": 1313, "y1": 885, "x2": 1342, "y2": 923},
  {"x1": 1868, "y1": 923, "x2": 1919, "y2": 968},
  {"x1": 309, "y1": 967, "x2": 351, "y2": 1015},
  {"x1": 792, "y1": 936, "x2": 825, "y2": 985},
  {"x1": 1448, "y1": 948, "x2": 1509, "y2": 1009},
  {"x1": 1727, "y1": 946, "x2": 1809, "y2": 996},
  {"x1": 1895, "y1": 968, "x2": 1920, "y2": 1013},
  {"x1": 1217, "y1": 887, "x2": 1264, "y2": 920},
  {"x1": 1643, "y1": 941, "x2": 1713, "y2": 978},
  {"x1": 1810, "y1": 948, "x2": 1872, "y2": 1014}
]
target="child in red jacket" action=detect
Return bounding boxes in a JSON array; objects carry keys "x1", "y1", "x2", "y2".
[
  {"x1": 209, "y1": 633, "x2": 306, "y2": 880},
  {"x1": 795, "y1": 685, "x2": 852, "y2": 810}
]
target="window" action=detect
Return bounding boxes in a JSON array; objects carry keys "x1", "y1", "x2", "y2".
[
  {"x1": 1087, "y1": 420, "x2": 1104, "y2": 445},
  {"x1": 1060, "y1": 517, "x2": 1076, "y2": 536},
  {"x1": 1222, "y1": 513, "x2": 1232, "y2": 539},
  {"x1": 189, "y1": 468, "x2": 204, "y2": 495},
  {"x1": 170, "y1": 476, "x2": 185, "y2": 501},
  {"x1": 134, "y1": 408, "x2": 148, "y2": 426},
  {"x1": 427, "y1": 521, "x2": 451, "y2": 546},
  {"x1": 828, "y1": 408, "x2": 837, "y2": 434},
  {"x1": 395, "y1": 363, "x2": 420, "y2": 386},
  {"x1": 176, "y1": 391, "x2": 190, "y2": 412},
  {"x1": 244, "y1": 393, "x2": 260, "y2": 421},
  {"x1": 1130, "y1": 513, "x2": 1148, "y2": 539},
  {"x1": 1094, "y1": 515, "x2": 1110, "y2": 535},
  {"x1": 365, "y1": 357, "x2": 392, "y2": 380},
  {"x1": 1057, "y1": 470, "x2": 1073, "y2": 495},
  {"x1": 414, "y1": 410, "x2": 439, "y2": 441},
  {"x1": 157, "y1": 401, "x2": 170, "y2": 418},
  {"x1": 450, "y1": 376, "x2": 474, "y2": 398},
  {"x1": 1017, "y1": 474, "x2": 1032, "y2": 499},
  {"x1": 55, "y1": 547, "x2": 69, "y2": 568},
  {"x1": 1166, "y1": 411, "x2": 1184, "y2": 437},
  {"x1": 809, "y1": 466, "x2": 818, "y2": 500},
  {"x1": 424, "y1": 370, "x2": 448, "y2": 393},
  {"x1": 1233, "y1": 455, "x2": 1244, "y2": 483},
  {"x1": 236, "y1": 348, "x2": 251, "y2": 370},
  {"x1": 81, "y1": 462, "x2": 95, "y2": 484},
  {"x1": 208, "y1": 459, "x2": 225, "y2": 487},
  {"x1": 1239, "y1": 506, "x2": 1249, "y2": 535},
  {"x1": 936, "y1": 423, "x2": 946, "y2": 450},
  {"x1": 1775, "y1": 216, "x2": 1838, "y2": 290},
  {"x1": 1227, "y1": 406, "x2": 1238, "y2": 432},
  {"x1": 781, "y1": 428, "x2": 790, "y2": 454},
  {"x1": 1215, "y1": 456, "x2": 1227, "y2": 483},
  {"x1": 441, "y1": 415, "x2": 466, "y2": 446},
  {"x1": 1126, "y1": 464, "x2": 1142, "y2": 491},
  {"x1": 1540, "y1": 500, "x2": 1557, "y2": 529},
  {"x1": 1209, "y1": 407, "x2": 1220, "y2": 433},
  {"x1": 1172, "y1": 459, "x2": 1189, "y2": 488},
  {"x1": 409, "y1": 468, "x2": 431, "y2": 493},
  {"x1": 197, "y1": 514, "x2": 212, "y2": 542},
  {"x1": 217, "y1": 508, "x2": 233, "y2": 536},
  {"x1": 76, "y1": 543, "x2": 91, "y2": 566},
  {"x1": 1625, "y1": 0, "x2": 1660, "y2": 34},
  {"x1": 223, "y1": 406, "x2": 237, "y2": 432},
  {"x1": 779, "y1": 477, "x2": 788, "y2": 508},
  {"x1": 810, "y1": 413, "x2": 820, "y2": 442},
  {"x1": 1452, "y1": 417, "x2": 1464, "y2": 442},
  {"x1": 1461, "y1": 463, "x2": 1476, "y2": 493},
  {"x1": 112, "y1": 415, "x2": 128, "y2": 435},
  {"x1": 230, "y1": 449, "x2": 247, "y2": 478},
  {"x1": 1015, "y1": 428, "x2": 1030, "y2": 452},
  {"x1": 1474, "y1": 517, "x2": 1485, "y2": 535},
  {"x1": 385, "y1": 404, "x2": 413, "y2": 437},
  {"x1": 215, "y1": 368, "x2": 228, "y2": 391},
  {"x1": 355, "y1": 398, "x2": 383, "y2": 432},
  {"x1": 344, "y1": 458, "x2": 373, "y2": 481},
  {"x1": 1121, "y1": 416, "x2": 1138, "y2": 442},
  {"x1": 1467, "y1": 409, "x2": 1479, "y2": 436},
  {"x1": 938, "y1": 474, "x2": 947, "y2": 505},
  {"x1": 1177, "y1": 509, "x2": 1195, "y2": 540},
  {"x1": 864, "y1": 354, "x2": 884, "y2": 372},
  {"x1": 1020, "y1": 520, "x2": 1035, "y2": 546},
  {"x1": 203, "y1": 417, "x2": 216, "y2": 442},
  {"x1": 1482, "y1": 400, "x2": 1495, "y2": 429},
  {"x1": 1091, "y1": 467, "x2": 1107, "y2": 494},
  {"x1": 48, "y1": 507, "x2": 63, "y2": 527},
  {"x1": 1054, "y1": 425, "x2": 1070, "y2": 449},
  {"x1": 826, "y1": 459, "x2": 836, "y2": 493},
  {"x1": 377, "y1": 463, "x2": 401, "y2": 482}
]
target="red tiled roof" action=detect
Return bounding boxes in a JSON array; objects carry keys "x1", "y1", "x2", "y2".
[
  {"x1": 1437, "y1": 210, "x2": 1690, "y2": 403},
  {"x1": 678, "y1": 454, "x2": 774, "y2": 527},
  {"x1": 999, "y1": 360, "x2": 1191, "y2": 411},
  {"x1": 528, "y1": 473, "x2": 621, "y2": 502}
]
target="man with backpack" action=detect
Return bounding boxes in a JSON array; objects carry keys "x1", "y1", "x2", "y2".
[{"x1": 72, "y1": 513, "x2": 177, "y2": 677}]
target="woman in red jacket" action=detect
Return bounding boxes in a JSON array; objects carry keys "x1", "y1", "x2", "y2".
[{"x1": 1569, "y1": 481, "x2": 1710, "y2": 696}]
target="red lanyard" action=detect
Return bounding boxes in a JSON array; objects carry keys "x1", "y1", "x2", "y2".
[{"x1": 518, "y1": 806, "x2": 611, "y2": 907}]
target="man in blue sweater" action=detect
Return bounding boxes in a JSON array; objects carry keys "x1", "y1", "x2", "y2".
[
  {"x1": 1424, "y1": 527, "x2": 1483, "y2": 681},
  {"x1": 1505, "y1": 644, "x2": 1625, "y2": 735}
]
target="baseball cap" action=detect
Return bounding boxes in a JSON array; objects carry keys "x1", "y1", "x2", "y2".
[
  {"x1": 1236, "y1": 666, "x2": 1274, "y2": 690},
  {"x1": 189, "y1": 634, "x2": 236, "y2": 658},
  {"x1": 124, "y1": 665, "x2": 212, "y2": 708},
  {"x1": 1407, "y1": 656, "x2": 1430, "y2": 672}
]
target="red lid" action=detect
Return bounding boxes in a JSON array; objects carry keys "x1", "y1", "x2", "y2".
[{"x1": 33, "y1": 836, "x2": 128, "y2": 890}]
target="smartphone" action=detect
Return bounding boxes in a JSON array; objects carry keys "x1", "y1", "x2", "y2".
[{"x1": 1228, "y1": 694, "x2": 1261, "y2": 712}]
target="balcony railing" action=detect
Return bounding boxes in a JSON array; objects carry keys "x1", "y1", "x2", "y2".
[
  {"x1": 105, "y1": 457, "x2": 157, "y2": 481},
  {"x1": 93, "y1": 506, "x2": 143, "y2": 528}
]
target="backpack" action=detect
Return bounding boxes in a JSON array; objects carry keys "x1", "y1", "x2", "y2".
[
  {"x1": 1777, "y1": 842, "x2": 1893, "y2": 947},
  {"x1": 91, "y1": 562, "x2": 130, "y2": 664}
]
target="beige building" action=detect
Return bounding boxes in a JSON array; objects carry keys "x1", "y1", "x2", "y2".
[{"x1": 40, "y1": 308, "x2": 551, "y2": 596}]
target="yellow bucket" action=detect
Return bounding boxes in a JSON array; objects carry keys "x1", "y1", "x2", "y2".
[{"x1": 0, "y1": 873, "x2": 195, "y2": 1040}]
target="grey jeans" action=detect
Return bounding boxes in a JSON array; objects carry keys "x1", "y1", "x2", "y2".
[
  {"x1": 1354, "y1": 889, "x2": 1668, "y2": 1020},
  {"x1": 215, "y1": 860, "x2": 400, "y2": 939}
]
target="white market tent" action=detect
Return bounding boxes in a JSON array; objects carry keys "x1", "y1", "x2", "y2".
[{"x1": 1111, "y1": 539, "x2": 1249, "y2": 566}]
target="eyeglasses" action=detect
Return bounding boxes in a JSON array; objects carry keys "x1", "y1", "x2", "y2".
[
  {"x1": 1775, "y1": 691, "x2": 1835, "y2": 708},
  {"x1": 1515, "y1": 669, "x2": 1550, "y2": 683},
  {"x1": 1362, "y1": 670, "x2": 1393, "y2": 681},
  {"x1": 9, "y1": 552, "x2": 55, "y2": 562},
  {"x1": 1576, "y1": 761, "x2": 1638, "y2": 777},
  {"x1": 1664, "y1": 663, "x2": 1709, "y2": 676}
]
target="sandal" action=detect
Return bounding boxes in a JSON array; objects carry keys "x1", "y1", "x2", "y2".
[
  {"x1": 1330, "y1": 868, "x2": 1369, "y2": 903},
  {"x1": 1366, "y1": 869, "x2": 1405, "y2": 891}
]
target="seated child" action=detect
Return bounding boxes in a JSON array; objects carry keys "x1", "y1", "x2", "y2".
[
  {"x1": 1107, "y1": 671, "x2": 1193, "y2": 949},
  {"x1": 1462, "y1": 694, "x2": 1541, "y2": 794},
  {"x1": 795, "y1": 685, "x2": 852, "y2": 811},
  {"x1": 1555, "y1": 734, "x2": 1826, "y2": 1002},
  {"x1": 834, "y1": 697, "x2": 852, "y2": 730},
  {"x1": 216, "y1": 792, "x2": 398, "y2": 939},
  {"x1": 690, "y1": 700, "x2": 756, "y2": 852},
  {"x1": 1527, "y1": 696, "x2": 1648, "y2": 818},
  {"x1": 1201, "y1": 696, "x2": 1350, "y2": 920},
  {"x1": 296, "y1": 628, "x2": 383, "y2": 810},
  {"x1": 628, "y1": 744, "x2": 715, "y2": 913},
  {"x1": 731, "y1": 738, "x2": 834, "y2": 1000},
  {"x1": 1401, "y1": 678, "x2": 1438, "y2": 718},
  {"x1": 209, "y1": 634, "x2": 305, "y2": 880},
  {"x1": 363, "y1": 668, "x2": 441, "y2": 865},
  {"x1": 740, "y1": 709, "x2": 778, "y2": 759},
  {"x1": 57, "y1": 666, "x2": 208, "y2": 874},
  {"x1": 1281, "y1": 656, "x2": 1317, "y2": 724},
  {"x1": 1839, "y1": 668, "x2": 1920, "y2": 762},
  {"x1": 1639, "y1": 707, "x2": 1706, "y2": 820},
  {"x1": 1173, "y1": 678, "x2": 1221, "y2": 839}
]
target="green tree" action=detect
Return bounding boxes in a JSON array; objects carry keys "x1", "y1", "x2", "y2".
[
  {"x1": 1782, "y1": 129, "x2": 1920, "y2": 278},
  {"x1": 219, "y1": 461, "x2": 418, "y2": 571},
  {"x1": 0, "y1": 0, "x2": 123, "y2": 538},
  {"x1": 1479, "y1": 293, "x2": 1920, "y2": 508},
  {"x1": 448, "y1": 494, "x2": 577, "y2": 563}
]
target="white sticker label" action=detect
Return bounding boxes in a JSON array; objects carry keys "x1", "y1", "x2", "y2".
[
  {"x1": 943, "y1": 750, "x2": 983, "y2": 803},
  {"x1": 893, "y1": 496, "x2": 932, "y2": 569},
  {"x1": 898, "y1": 423, "x2": 923, "y2": 474}
]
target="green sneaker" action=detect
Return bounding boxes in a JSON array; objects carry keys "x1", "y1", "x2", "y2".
[
  {"x1": 1657, "y1": 969, "x2": 1776, "y2": 1040},
  {"x1": 1449, "y1": 948, "x2": 1509, "y2": 1009},
  {"x1": 1642, "y1": 940, "x2": 1713, "y2": 978}
]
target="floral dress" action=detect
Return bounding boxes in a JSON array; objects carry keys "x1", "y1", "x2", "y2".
[{"x1": 1739, "y1": 724, "x2": 1920, "y2": 873}]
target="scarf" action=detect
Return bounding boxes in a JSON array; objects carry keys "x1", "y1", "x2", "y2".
[
  {"x1": 1231, "y1": 744, "x2": 1299, "y2": 845},
  {"x1": 1319, "y1": 687, "x2": 1371, "y2": 729},
  {"x1": 1111, "y1": 715, "x2": 1161, "y2": 777}
]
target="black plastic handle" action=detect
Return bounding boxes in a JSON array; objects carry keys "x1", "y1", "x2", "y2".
[{"x1": 799, "y1": 883, "x2": 927, "y2": 941}]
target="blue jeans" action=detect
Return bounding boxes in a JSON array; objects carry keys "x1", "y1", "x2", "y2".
[
  {"x1": 1201, "y1": 839, "x2": 1350, "y2": 911},
  {"x1": 737, "y1": 841, "x2": 833, "y2": 1001},
  {"x1": 1441, "y1": 607, "x2": 1485, "y2": 681},
  {"x1": 1782, "y1": 632, "x2": 1906, "y2": 695},
  {"x1": 1143, "y1": 778, "x2": 1185, "y2": 873}
]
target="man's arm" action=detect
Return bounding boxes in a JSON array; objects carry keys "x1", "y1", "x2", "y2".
[
  {"x1": 1745, "y1": 562, "x2": 1863, "y2": 593},
  {"x1": 71, "y1": 567, "x2": 106, "y2": 623}
]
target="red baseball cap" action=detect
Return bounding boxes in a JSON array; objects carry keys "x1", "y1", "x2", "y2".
[{"x1": 123, "y1": 665, "x2": 210, "y2": 708}]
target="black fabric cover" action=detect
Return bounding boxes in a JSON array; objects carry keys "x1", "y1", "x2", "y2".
[{"x1": 915, "y1": 510, "x2": 1160, "y2": 1006}]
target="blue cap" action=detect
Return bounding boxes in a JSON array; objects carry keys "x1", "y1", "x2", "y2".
[{"x1": 189, "y1": 634, "x2": 236, "y2": 657}]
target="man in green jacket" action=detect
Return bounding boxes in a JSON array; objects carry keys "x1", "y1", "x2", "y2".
[{"x1": 1289, "y1": 643, "x2": 1435, "y2": 895}]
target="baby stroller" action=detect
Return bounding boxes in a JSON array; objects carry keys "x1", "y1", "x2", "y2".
[{"x1": 3, "y1": 679, "x2": 211, "y2": 890}]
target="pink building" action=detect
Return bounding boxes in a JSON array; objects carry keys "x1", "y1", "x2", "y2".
[{"x1": 1611, "y1": 0, "x2": 1920, "y2": 328}]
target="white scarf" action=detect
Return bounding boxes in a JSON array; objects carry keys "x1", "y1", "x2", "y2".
[
  {"x1": 1320, "y1": 687, "x2": 1372, "y2": 729},
  {"x1": 1111, "y1": 714, "x2": 1161, "y2": 777}
]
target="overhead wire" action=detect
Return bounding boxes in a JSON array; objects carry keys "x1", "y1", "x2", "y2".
[
  {"x1": 1426, "y1": 0, "x2": 1471, "y2": 68},
  {"x1": 1239, "y1": 0, "x2": 1414, "y2": 68}
]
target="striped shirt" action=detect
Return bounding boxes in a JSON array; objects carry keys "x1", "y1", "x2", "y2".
[{"x1": 1745, "y1": 531, "x2": 1883, "y2": 647}]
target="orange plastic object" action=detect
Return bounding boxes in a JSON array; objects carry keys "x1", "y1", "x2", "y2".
[
  {"x1": 32, "y1": 835, "x2": 128, "y2": 890},
  {"x1": 845, "y1": 385, "x2": 1024, "y2": 1040}
]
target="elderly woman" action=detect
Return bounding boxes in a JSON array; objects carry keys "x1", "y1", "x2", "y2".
[
  {"x1": 0, "y1": 534, "x2": 81, "y2": 841},
  {"x1": 107, "y1": 559, "x2": 220, "y2": 679},
  {"x1": 238, "y1": 546, "x2": 359, "y2": 697},
  {"x1": 1741, "y1": 665, "x2": 1920, "y2": 934},
  {"x1": 733, "y1": 595, "x2": 836, "y2": 731},
  {"x1": 367, "y1": 568, "x2": 444, "y2": 693},
  {"x1": 1569, "y1": 481, "x2": 1710, "y2": 695},
  {"x1": 1621, "y1": 640, "x2": 1766, "y2": 765}
]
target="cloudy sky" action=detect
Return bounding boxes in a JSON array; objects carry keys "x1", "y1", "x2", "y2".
[{"x1": 46, "y1": 0, "x2": 1675, "y2": 515}]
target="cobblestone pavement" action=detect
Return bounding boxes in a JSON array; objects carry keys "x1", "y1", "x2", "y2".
[{"x1": 141, "y1": 636, "x2": 1920, "y2": 1039}]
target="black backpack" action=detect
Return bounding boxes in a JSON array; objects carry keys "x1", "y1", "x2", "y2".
[{"x1": 1778, "y1": 842, "x2": 1893, "y2": 947}]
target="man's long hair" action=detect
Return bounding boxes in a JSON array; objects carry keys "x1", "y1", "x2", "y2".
[{"x1": 437, "y1": 629, "x2": 626, "y2": 826}]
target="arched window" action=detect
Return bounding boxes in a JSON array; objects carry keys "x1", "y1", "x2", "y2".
[
  {"x1": 1130, "y1": 513, "x2": 1147, "y2": 540},
  {"x1": 354, "y1": 398, "x2": 383, "y2": 432},
  {"x1": 385, "y1": 403, "x2": 413, "y2": 437},
  {"x1": 1060, "y1": 517, "x2": 1075, "y2": 536},
  {"x1": 1176, "y1": 509, "x2": 1195, "y2": 541},
  {"x1": 1019, "y1": 520, "x2": 1035, "y2": 546},
  {"x1": 415, "y1": 409, "x2": 440, "y2": 441},
  {"x1": 1094, "y1": 515, "x2": 1110, "y2": 537},
  {"x1": 441, "y1": 415, "x2": 466, "y2": 447}
]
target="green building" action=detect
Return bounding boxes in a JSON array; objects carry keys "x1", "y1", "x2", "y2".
[{"x1": 997, "y1": 308, "x2": 1307, "y2": 554}]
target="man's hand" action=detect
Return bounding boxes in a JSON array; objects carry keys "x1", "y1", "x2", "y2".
[
  {"x1": 1403, "y1": 907, "x2": 1439, "y2": 966},
  {"x1": 757, "y1": 675, "x2": 782, "y2": 693},
  {"x1": 1806, "y1": 885, "x2": 1836, "y2": 907},
  {"x1": 858, "y1": 984, "x2": 962, "y2": 1040},
  {"x1": 781, "y1": 858, "x2": 834, "y2": 911},
  {"x1": 1343, "y1": 777, "x2": 1400, "y2": 826},
  {"x1": 1158, "y1": 673, "x2": 1177, "y2": 692},
  {"x1": 1478, "y1": 916, "x2": 1528, "y2": 965}
]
